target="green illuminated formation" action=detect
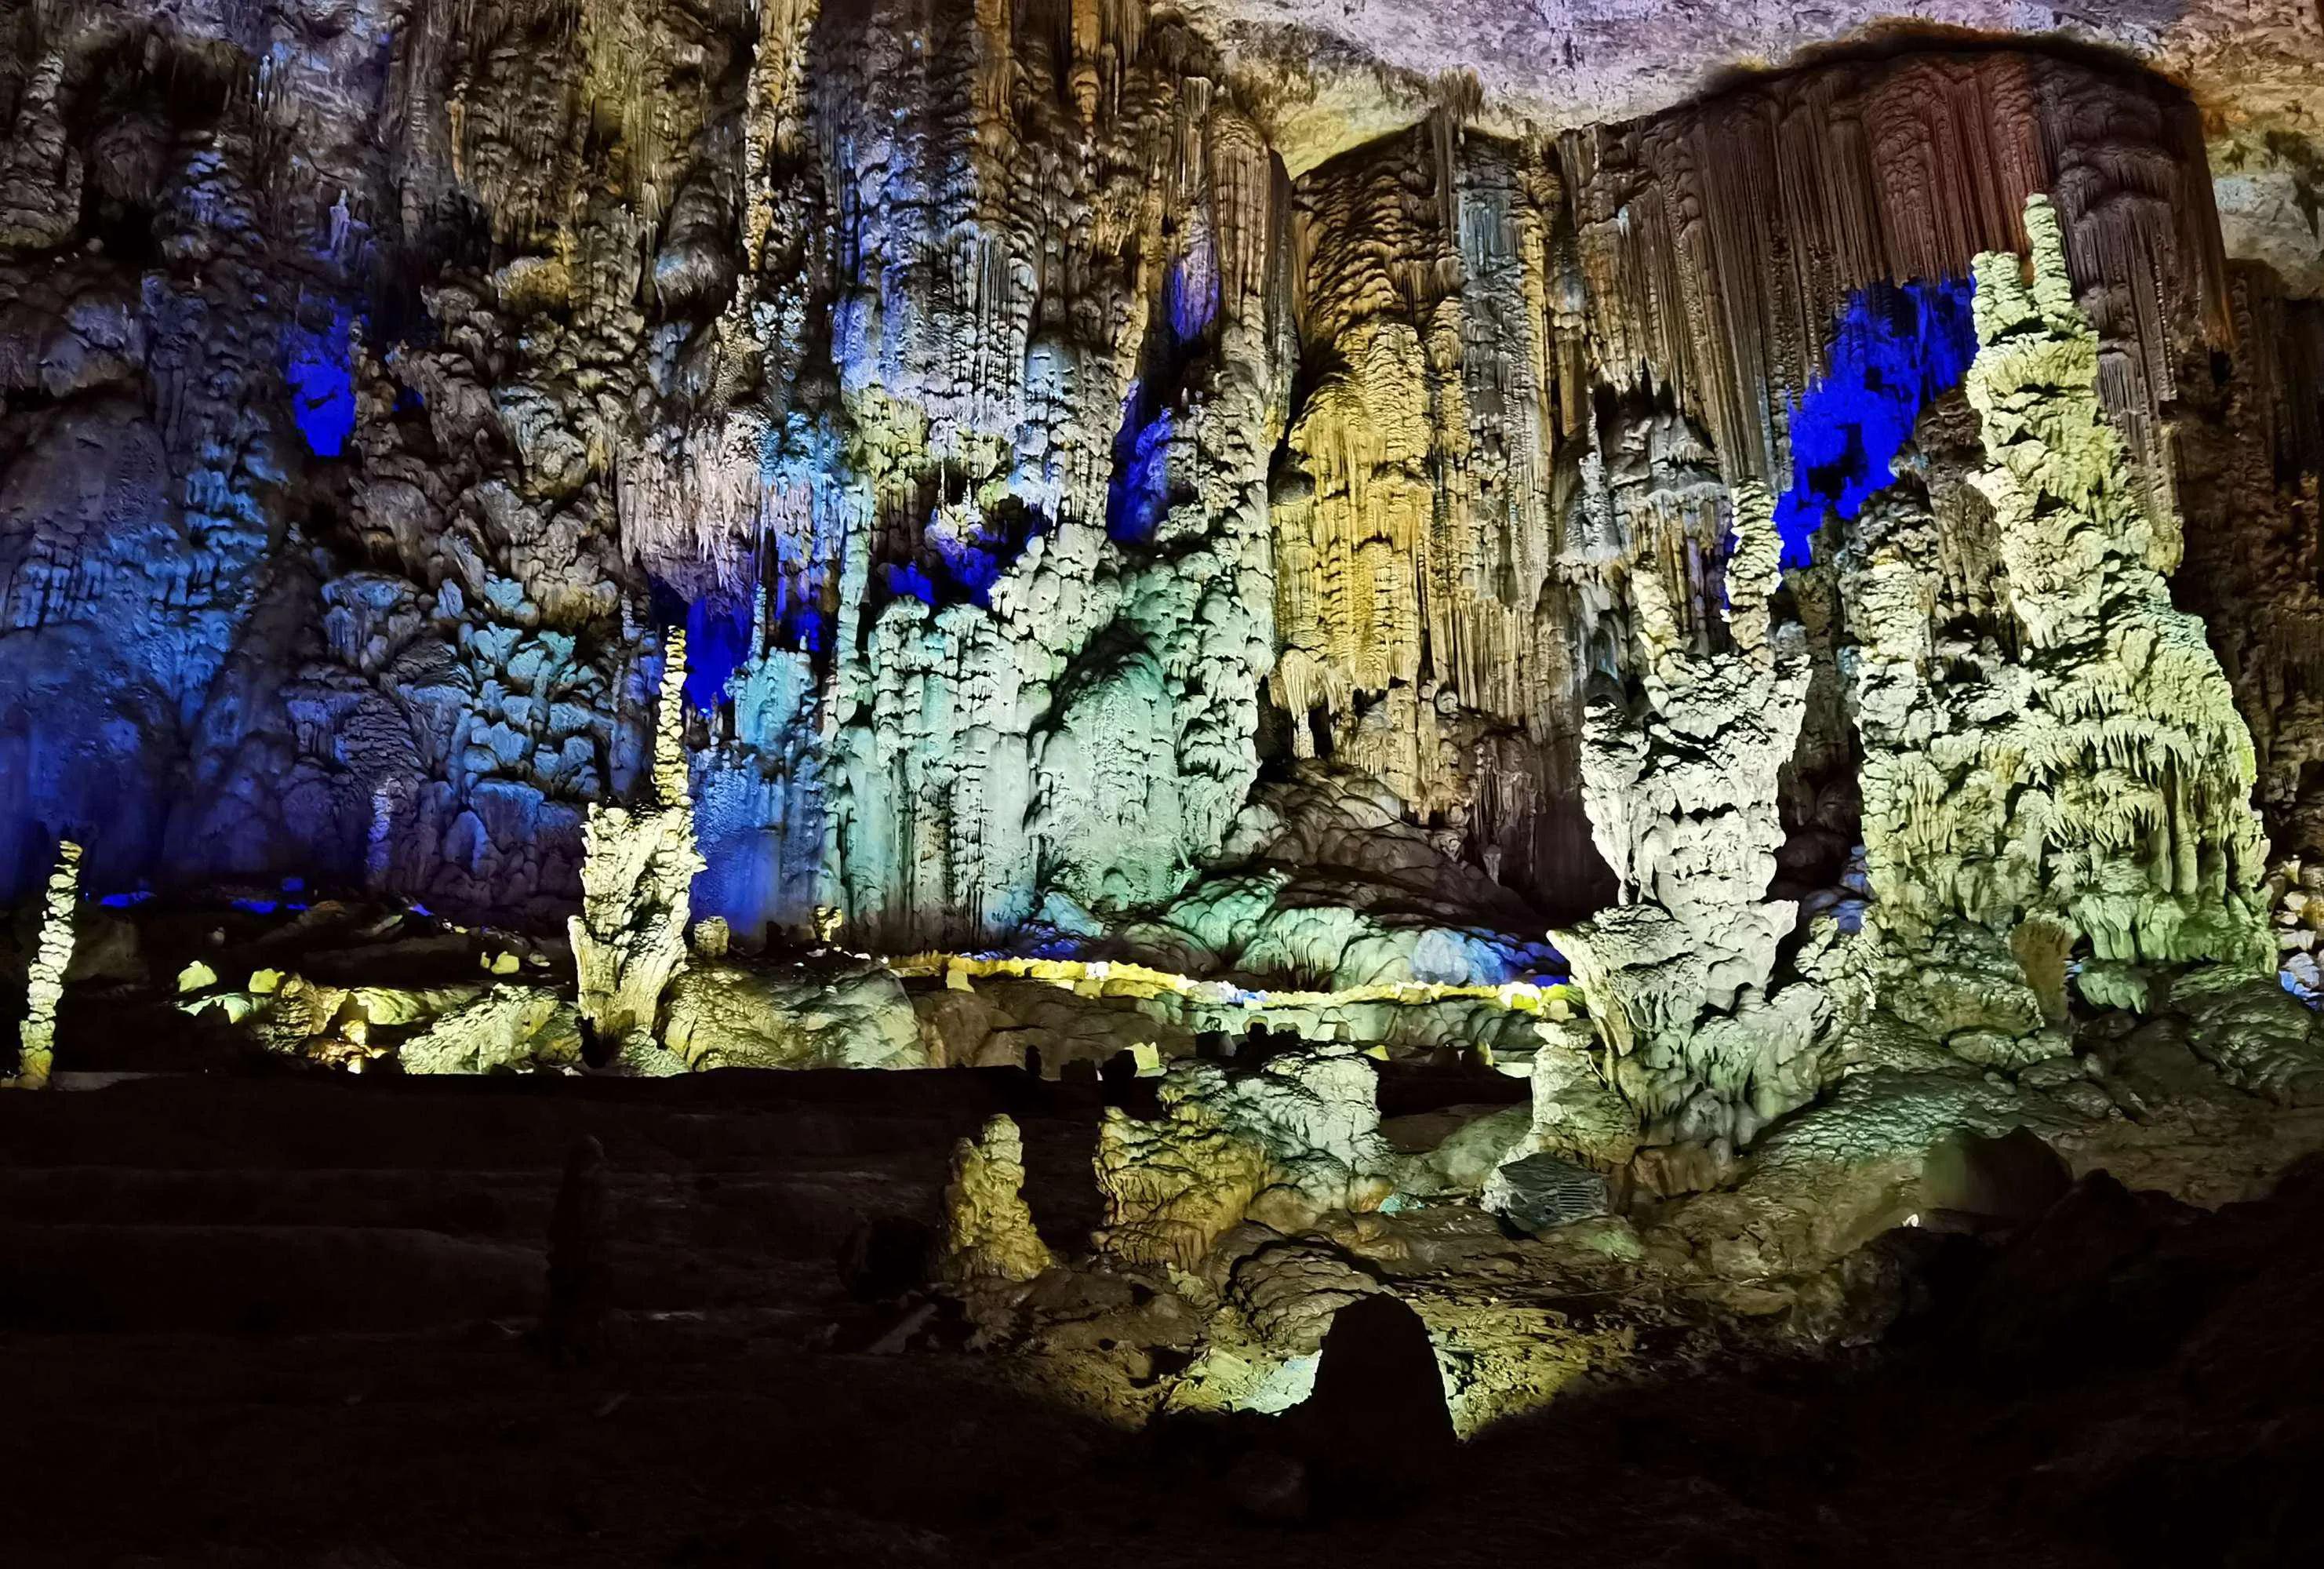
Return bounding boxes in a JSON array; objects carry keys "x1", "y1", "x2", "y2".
[
  {"x1": 570, "y1": 630, "x2": 707, "y2": 1072},
  {"x1": 1840, "y1": 195, "x2": 2273, "y2": 1073},
  {"x1": 10, "y1": 839, "x2": 78, "y2": 1089}
]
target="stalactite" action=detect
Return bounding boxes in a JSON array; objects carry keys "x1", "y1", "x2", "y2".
[
  {"x1": 615, "y1": 417, "x2": 777, "y2": 599},
  {"x1": 1562, "y1": 50, "x2": 2231, "y2": 544},
  {"x1": 1269, "y1": 118, "x2": 1584, "y2": 905}
]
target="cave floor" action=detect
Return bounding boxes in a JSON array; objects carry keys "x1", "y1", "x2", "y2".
[{"x1": 5, "y1": 1072, "x2": 2320, "y2": 1568}]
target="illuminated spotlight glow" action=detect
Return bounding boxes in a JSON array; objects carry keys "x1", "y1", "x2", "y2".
[
  {"x1": 282, "y1": 308, "x2": 358, "y2": 458},
  {"x1": 682, "y1": 592, "x2": 753, "y2": 712},
  {"x1": 1772, "y1": 278, "x2": 1977, "y2": 569}
]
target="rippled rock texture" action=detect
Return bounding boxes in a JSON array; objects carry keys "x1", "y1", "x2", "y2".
[{"x1": 2, "y1": 5, "x2": 2320, "y2": 1102}]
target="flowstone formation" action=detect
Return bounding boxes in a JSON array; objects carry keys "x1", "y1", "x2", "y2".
[
  {"x1": 1552, "y1": 486, "x2": 1823, "y2": 1156},
  {"x1": 942, "y1": 1114, "x2": 1054, "y2": 1286},
  {"x1": 9, "y1": 839, "x2": 79, "y2": 1088},
  {"x1": 569, "y1": 631, "x2": 704, "y2": 1069},
  {"x1": 1093, "y1": 1042, "x2": 1399, "y2": 1269},
  {"x1": 1840, "y1": 197, "x2": 2273, "y2": 1065}
]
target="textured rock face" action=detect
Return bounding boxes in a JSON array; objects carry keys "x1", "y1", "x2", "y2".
[
  {"x1": 2, "y1": 5, "x2": 2320, "y2": 1148},
  {"x1": 1180, "y1": 3, "x2": 2324, "y2": 178},
  {"x1": 663, "y1": 958, "x2": 925, "y2": 1070},
  {"x1": 10, "y1": 839, "x2": 78, "y2": 1086},
  {"x1": 942, "y1": 1113, "x2": 1055, "y2": 1284},
  {"x1": 396, "y1": 985, "x2": 582, "y2": 1076}
]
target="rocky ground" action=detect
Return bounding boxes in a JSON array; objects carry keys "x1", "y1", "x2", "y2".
[{"x1": 5, "y1": 1063, "x2": 2322, "y2": 1569}]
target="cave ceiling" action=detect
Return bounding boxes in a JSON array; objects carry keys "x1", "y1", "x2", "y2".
[{"x1": 1183, "y1": 0, "x2": 2324, "y2": 292}]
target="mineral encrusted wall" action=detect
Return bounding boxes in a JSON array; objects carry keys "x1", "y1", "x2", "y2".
[
  {"x1": 0, "y1": 7, "x2": 398, "y2": 903},
  {"x1": 811, "y1": 0, "x2": 1296, "y2": 948},
  {"x1": 0, "y1": 5, "x2": 2318, "y2": 988},
  {"x1": 1269, "y1": 117, "x2": 1602, "y2": 915},
  {"x1": 1562, "y1": 48, "x2": 2233, "y2": 539}
]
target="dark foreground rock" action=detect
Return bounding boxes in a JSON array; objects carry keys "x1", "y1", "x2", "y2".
[{"x1": 3, "y1": 1074, "x2": 2324, "y2": 1567}]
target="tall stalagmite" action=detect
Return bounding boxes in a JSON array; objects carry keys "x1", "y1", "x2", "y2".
[
  {"x1": 12, "y1": 838, "x2": 80, "y2": 1088},
  {"x1": 1841, "y1": 197, "x2": 2271, "y2": 1060},
  {"x1": 570, "y1": 632, "x2": 704, "y2": 1070},
  {"x1": 1554, "y1": 487, "x2": 1825, "y2": 1149}
]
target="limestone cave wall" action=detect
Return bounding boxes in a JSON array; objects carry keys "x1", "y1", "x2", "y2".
[{"x1": 1, "y1": 2, "x2": 2320, "y2": 990}]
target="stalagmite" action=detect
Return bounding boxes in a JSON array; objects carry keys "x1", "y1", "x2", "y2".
[
  {"x1": 569, "y1": 632, "x2": 706, "y2": 1071},
  {"x1": 11, "y1": 839, "x2": 81, "y2": 1089},
  {"x1": 1553, "y1": 486, "x2": 1826, "y2": 1150},
  {"x1": 1093, "y1": 1043, "x2": 1398, "y2": 1269},
  {"x1": 1498, "y1": 1015, "x2": 1640, "y2": 1173},
  {"x1": 941, "y1": 1114, "x2": 1055, "y2": 1285},
  {"x1": 1840, "y1": 195, "x2": 2272, "y2": 1058}
]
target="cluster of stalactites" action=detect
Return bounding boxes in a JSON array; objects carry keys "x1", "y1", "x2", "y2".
[
  {"x1": 570, "y1": 631, "x2": 705, "y2": 1066},
  {"x1": 1271, "y1": 124, "x2": 1563, "y2": 742},
  {"x1": 1266, "y1": 123, "x2": 1571, "y2": 891},
  {"x1": 10, "y1": 839, "x2": 81, "y2": 1089},
  {"x1": 1561, "y1": 49, "x2": 2228, "y2": 540},
  {"x1": 1555, "y1": 486, "x2": 1825, "y2": 1145},
  {"x1": 814, "y1": 0, "x2": 1290, "y2": 948}
]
